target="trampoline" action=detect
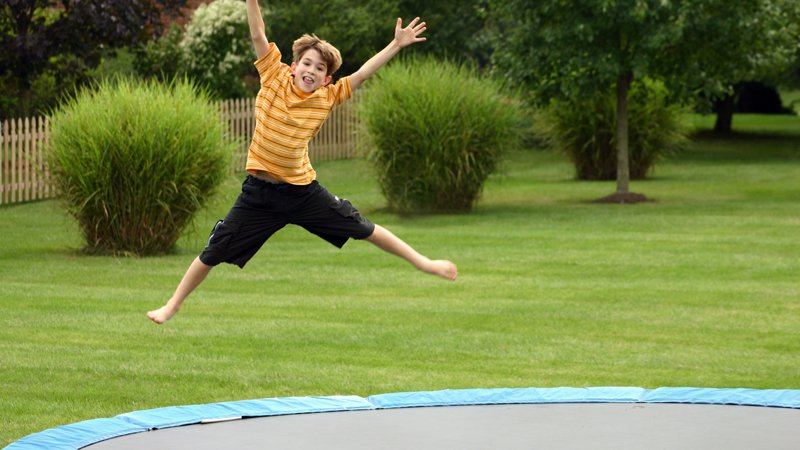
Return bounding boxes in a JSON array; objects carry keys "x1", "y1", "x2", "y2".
[{"x1": 6, "y1": 387, "x2": 800, "y2": 450}]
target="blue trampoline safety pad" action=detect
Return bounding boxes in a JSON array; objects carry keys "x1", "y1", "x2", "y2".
[
  {"x1": 5, "y1": 387, "x2": 800, "y2": 450},
  {"x1": 368, "y1": 386, "x2": 800, "y2": 409}
]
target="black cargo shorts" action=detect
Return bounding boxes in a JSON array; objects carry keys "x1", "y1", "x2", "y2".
[{"x1": 199, "y1": 175, "x2": 375, "y2": 268}]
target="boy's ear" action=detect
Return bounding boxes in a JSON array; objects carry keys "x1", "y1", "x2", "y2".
[
  {"x1": 323, "y1": 74, "x2": 333, "y2": 86},
  {"x1": 290, "y1": 62, "x2": 297, "y2": 74}
]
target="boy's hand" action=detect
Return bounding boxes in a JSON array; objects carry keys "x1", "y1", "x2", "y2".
[
  {"x1": 350, "y1": 16, "x2": 427, "y2": 90},
  {"x1": 394, "y1": 17, "x2": 427, "y2": 48}
]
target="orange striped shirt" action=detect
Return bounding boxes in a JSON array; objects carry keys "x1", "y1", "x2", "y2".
[{"x1": 246, "y1": 43, "x2": 352, "y2": 185}]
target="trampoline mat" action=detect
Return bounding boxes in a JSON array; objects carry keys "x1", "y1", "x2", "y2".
[{"x1": 86, "y1": 402, "x2": 800, "y2": 450}]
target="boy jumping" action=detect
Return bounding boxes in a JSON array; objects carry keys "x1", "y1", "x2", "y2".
[{"x1": 147, "y1": 0, "x2": 457, "y2": 324}]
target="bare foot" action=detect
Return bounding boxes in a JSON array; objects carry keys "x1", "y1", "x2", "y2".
[
  {"x1": 423, "y1": 260, "x2": 458, "y2": 281},
  {"x1": 147, "y1": 304, "x2": 179, "y2": 324}
]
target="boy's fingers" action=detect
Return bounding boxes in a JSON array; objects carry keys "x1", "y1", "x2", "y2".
[{"x1": 397, "y1": 16, "x2": 426, "y2": 41}]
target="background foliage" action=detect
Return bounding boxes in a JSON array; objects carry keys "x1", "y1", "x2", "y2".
[
  {"x1": 2, "y1": 0, "x2": 798, "y2": 117},
  {"x1": 0, "y1": 0, "x2": 187, "y2": 118},
  {"x1": 134, "y1": 23, "x2": 186, "y2": 83},
  {"x1": 180, "y1": 0, "x2": 257, "y2": 99},
  {"x1": 267, "y1": 0, "x2": 491, "y2": 77}
]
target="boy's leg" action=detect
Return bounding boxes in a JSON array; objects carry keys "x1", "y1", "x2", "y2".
[
  {"x1": 146, "y1": 176, "x2": 291, "y2": 324},
  {"x1": 291, "y1": 183, "x2": 457, "y2": 281},
  {"x1": 365, "y1": 224, "x2": 457, "y2": 281},
  {"x1": 147, "y1": 256, "x2": 212, "y2": 324}
]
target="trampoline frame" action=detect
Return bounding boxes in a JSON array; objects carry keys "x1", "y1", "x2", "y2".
[{"x1": 6, "y1": 386, "x2": 800, "y2": 450}]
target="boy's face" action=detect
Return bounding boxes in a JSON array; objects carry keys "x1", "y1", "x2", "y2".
[{"x1": 291, "y1": 49, "x2": 333, "y2": 93}]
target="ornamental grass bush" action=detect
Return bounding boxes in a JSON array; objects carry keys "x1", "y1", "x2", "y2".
[
  {"x1": 533, "y1": 79, "x2": 689, "y2": 180},
  {"x1": 360, "y1": 57, "x2": 525, "y2": 213},
  {"x1": 48, "y1": 78, "x2": 231, "y2": 256}
]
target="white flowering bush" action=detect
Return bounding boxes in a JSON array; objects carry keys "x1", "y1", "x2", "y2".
[{"x1": 181, "y1": 0, "x2": 254, "y2": 98}]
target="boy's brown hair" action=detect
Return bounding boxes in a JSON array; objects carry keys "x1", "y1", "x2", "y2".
[{"x1": 292, "y1": 34, "x2": 342, "y2": 76}]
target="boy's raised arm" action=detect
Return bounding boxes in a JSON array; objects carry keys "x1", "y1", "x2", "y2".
[
  {"x1": 349, "y1": 17, "x2": 427, "y2": 91},
  {"x1": 246, "y1": 0, "x2": 270, "y2": 59}
]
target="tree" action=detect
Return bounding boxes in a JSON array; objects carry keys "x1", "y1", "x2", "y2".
[
  {"x1": 0, "y1": 0, "x2": 186, "y2": 118},
  {"x1": 491, "y1": 0, "x2": 800, "y2": 202},
  {"x1": 491, "y1": 0, "x2": 683, "y2": 202},
  {"x1": 695, "y1": 0, "x2": 800, "y2": 133}
]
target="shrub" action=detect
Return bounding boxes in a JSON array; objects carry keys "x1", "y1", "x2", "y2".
[
  {"x1": 533, "y1": 79, "x2": 689, "y2": 180},
  {"x1": 48, "y1": 77, "x2": 231, "y2": 255},
  {"x1": 135, "y1": 24, "x2": 185, "y2": 82},
  {"x1": 180, "y1": 0, "x2": 254, "y2": 99},
  {"x1": 360, "y1": 57, "x2": 525, "y2": 213}
]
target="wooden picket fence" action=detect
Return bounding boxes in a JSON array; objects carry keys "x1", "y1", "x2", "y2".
[
  {"x1": 1, "y1": 96, "x2": 361, "y2": 206},
  {"x1": 0, "y1": 116, "x2": 51, "y2": 205}
]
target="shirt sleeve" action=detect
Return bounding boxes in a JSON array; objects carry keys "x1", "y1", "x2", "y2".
[
  {"x1": 327, "y1": 76, "x2": 353, "y2": 107},
  {"x1": 254, "y1": 43, "x2": 284, "y2": 87}
]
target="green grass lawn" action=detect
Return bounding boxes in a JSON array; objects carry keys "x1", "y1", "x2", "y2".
[{"x1": 1, "y1": 114, "x2": 799, "y2": 446}]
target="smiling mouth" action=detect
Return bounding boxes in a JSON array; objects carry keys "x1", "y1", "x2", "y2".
[{"x1": 302, "y1": 76, "x2": 314, "y2": 84}]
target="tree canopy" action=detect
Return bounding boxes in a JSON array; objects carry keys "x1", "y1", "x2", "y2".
[
  {"x1": 492, "y1": 0, "x2": 798, "y2": 103},
  {"x1": 2, "y1": 0, "x2": 797, "y2": 122},
  {"x1": 0, "y1": 0, "x2": 186, "y2": 117}
]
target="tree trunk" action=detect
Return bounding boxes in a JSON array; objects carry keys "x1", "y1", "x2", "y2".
[
  {"x1": 713, "y1": 94, "x2": 735, "y2": 134},
  {"x1": 615, "y1": 72, "x2": 632, "y2": 195},
  {"x1": 594, "y1": 72, "x2": 649, "y2": 203}
]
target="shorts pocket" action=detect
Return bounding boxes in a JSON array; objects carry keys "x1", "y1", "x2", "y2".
[
  {"x1": 205, "y1": 220, "x2": 236, "y2": 249},
  {"x1": 329, "y1": 196, "x2": 360, "y2": 220}
]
